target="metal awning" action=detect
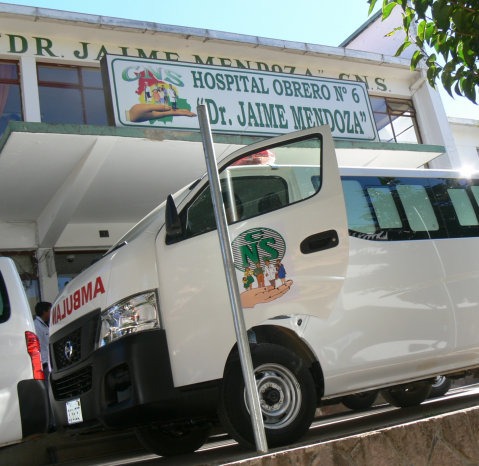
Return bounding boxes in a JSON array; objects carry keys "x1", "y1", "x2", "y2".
[{"x1": 334, "y1": 139, "x2": 445, "y2": 168}]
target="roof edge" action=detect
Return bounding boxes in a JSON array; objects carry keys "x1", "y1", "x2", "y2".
[{"x1": 339, "y1": 9, "x2": 382, "y2": 47}]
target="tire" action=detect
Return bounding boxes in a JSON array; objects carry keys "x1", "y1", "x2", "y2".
[
  {"x1": 381, "y1": 381, "x2": 432, "y2": 408},
  {"x1": 218, "y1": 343, "x2": 317, "y2": 449},
  {"x1": 135, "y1": 422, "x2": 211, "y2": 457},
  {"x1": 342, "y1": 390, "x2": 379, "y2": 410},
  {"x1": 429, "y1": 376, "x2": 452, "y2": 398}
]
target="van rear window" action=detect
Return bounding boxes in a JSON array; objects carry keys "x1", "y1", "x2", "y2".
[{"x1": 0, "y1": 273, "x2": 11, "y2": 323}]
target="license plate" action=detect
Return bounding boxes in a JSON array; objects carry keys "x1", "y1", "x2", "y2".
[{"x1": 66, "y1": 398, "x2": 83, "y2": 425}]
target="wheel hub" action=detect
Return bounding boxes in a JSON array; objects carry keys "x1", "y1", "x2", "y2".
[
  {"x1": 238, "y1": 358, "x2": 308, "y2": 432},
  {"x1": 260, "y1": 382, "x2": 283, "y2": 408},
  {"x1": 254, "y1": 367, "x2": 299, "y2": 426}
]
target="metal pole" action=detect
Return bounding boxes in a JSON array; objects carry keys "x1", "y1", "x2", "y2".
[{"x1": 197, "y1": 104, "x2": 268, "y2": 453}]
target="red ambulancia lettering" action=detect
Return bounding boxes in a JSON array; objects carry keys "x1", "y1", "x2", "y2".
[
  {"x1": 52, "y1": 276, "x2": 106, "y2": 325},
  {"x1": 81, "y1": 282, "x2": 92, "y2": 303},
  {"x1": 93, "y1": 276, "x2": 105, "y2": 297},
  {"x1": 73, "y1": 290, "x2": 81, "y2": 310},
  {"x1": 53, "y1": 304, "x2": 61, "y2": 324},
  {"x1": 64, "y1": 297, "x2": 73, "y2": 315}
]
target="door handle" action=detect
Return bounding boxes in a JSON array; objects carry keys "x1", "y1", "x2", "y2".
[{"x1": 300, "y1": 230, "x2": 339, "y2": 254}]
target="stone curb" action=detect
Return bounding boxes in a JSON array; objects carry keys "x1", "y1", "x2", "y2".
[{"x1": 223, "y1": 406, "x2": 479, "y2": 466}]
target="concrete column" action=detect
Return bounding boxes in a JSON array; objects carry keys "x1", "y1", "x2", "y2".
[
  {"x1": 36, "y1": 248, "x2": 59, "y2": 302},
  {"x1": 411, "y1": 73, "x2": 460, "y2": 169},
  {"x1": 19, "y1": 55, "x2": 41, "y2": 122}
]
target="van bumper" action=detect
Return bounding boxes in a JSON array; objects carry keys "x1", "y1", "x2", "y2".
[{"x1": 50, "y1": 329, "x2": 216, "y2": 430}]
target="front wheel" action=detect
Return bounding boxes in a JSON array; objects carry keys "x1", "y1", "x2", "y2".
[
  {"x1": 135, "y1": 422, "x2": 211, "y2": 457},
  {"x1": 218, "y1": 343, "x2": 317, "y2": 449},
  {"x1": 381, "y1": 380, "x2": 432, "y2": 408}
]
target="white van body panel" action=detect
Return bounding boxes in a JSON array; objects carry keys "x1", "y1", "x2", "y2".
[
  {"x1": 307, "y1": 236, "x2": 454, "y2": 396},
  {"x1": 0, "y1": 257, "x2": 47, "y2": 447},
  {"x1": 0, "y1": 258, "x2": 34, "y2": 446},
  {"x1": 435, "y1": 236, "x2": 479, "y2": 353}
]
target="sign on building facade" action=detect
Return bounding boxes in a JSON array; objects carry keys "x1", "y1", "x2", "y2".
[{"x1": 103, "y1": 55, "x2": 378, "y2": 141}]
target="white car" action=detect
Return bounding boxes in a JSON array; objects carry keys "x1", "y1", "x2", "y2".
[{"x1": 0, "y1": 257, "x2": 48, "y2": 447}]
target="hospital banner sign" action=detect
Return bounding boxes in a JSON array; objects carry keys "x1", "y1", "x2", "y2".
[{"x1": 103, "y1": 55, "x2": 378, "y2": 141}]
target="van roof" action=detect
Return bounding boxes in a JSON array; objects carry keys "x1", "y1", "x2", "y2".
[{"x1": 339, "y1": 166, "x2": 479, "y2": 179}]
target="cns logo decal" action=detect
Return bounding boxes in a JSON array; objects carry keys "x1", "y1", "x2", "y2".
[
  {"x1": 231, "y1": 227, "x2": 293, "y2": 308},
  {"x1": 125, "y1": 68, "x2": 197, "y2": 125}
]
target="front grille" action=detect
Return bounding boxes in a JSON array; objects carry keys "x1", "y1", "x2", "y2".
[
  {"x1": 50, "y1": 310, "x2": 100, "y2": 370},
  {"x1": 53, "y1": 328, "x2": 82, "y2": 369},
  {"x1": 51, "y1": 366, "x2": 92, "y2": 400}
]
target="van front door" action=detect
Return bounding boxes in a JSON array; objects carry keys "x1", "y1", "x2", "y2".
[{"x1": 157, "y1": 126, "x2": 349, "y2": 388}]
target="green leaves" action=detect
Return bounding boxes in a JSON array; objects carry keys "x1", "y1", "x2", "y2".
[
  {"x1": 395, "y1": 40, "x2": 412, "y2": 57},
  {"x1": 368, "y1": 0, "x2": 478, "y2": 104},
  {"x1": 432, "y1": 0, "x2": 452, "y2": 30},
  {"x1": 368, "y1": 0, "x2": 378, "y2": 16},
  {"x1": 411, "y1": 50, "x2": 425, "y2": 69},
  {"x1": 383, "y1": 0, "x2": 397, "y2": 19}
]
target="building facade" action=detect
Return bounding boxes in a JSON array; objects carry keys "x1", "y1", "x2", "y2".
[{"x1": 0, "y1": 3, "x2": 476, "y2": 306}]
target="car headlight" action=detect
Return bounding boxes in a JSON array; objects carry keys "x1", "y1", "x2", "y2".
[{"x1": 99, "y1": 291, "x2": 159, "y2": 347}]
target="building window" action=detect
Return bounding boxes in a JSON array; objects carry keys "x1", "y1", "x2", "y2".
[
  {"x1": 37, "y1": 63, "x2": 108, "y2": 125},
  {"x1": 370, "y1": 96, "x2": 422, "y2": 144},
  {"x1": 0, "y1": 60, "x2": 23, "y2": 135}
]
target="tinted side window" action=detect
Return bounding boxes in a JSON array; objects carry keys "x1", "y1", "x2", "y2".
[
  {"x1": 0, "y1": 273, "x2": 11, "y2": 323},
  {"x1": 344, "y1": 176, "x2": 441, "y2": 240},
  {"x1": 344, "y1": 175, "x2": 479, "y2": 241},
  {"x1": 397, "y1": 184, "x2": 439, "y2": 232},
  {"x1": 430, "y1": 178, "x2": 479, "y2": 238},
  {"x1": 185, "y1": 175, "x2": 289, "y2": 237},
  {"x1": 447, "y1": 188, "x2": 478, "y2": 226},
  {"x1": 342, "y1": 180, "x2": 375, "y2": 234},
  {"x1": 368, "y1": 187, "x2": 402, "y2": 229},
  {"x1": 469, "y1": 186, "x2": 479, "y2": 207}
]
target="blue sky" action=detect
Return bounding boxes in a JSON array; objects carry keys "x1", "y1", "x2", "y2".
[
  {"x1": 1, "y1": 0, "x2": 477, "y2": 118},
  {"x1": 2, "y1": 0, "x2": 378, "y2": 46}
]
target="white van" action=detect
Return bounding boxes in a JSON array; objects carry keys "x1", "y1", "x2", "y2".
[
  {"x1": 0, "y1": 257, "x2": 48, "y2": 447},
  {"x1": 48, "y1": 126, "x2": 479, "y2": 456}
]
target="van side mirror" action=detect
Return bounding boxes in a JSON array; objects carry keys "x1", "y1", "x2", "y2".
[{"x1": 165, "y1": 194, "x2": 183, "y2": 242}]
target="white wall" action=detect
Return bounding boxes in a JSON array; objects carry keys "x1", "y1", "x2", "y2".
[
  {"x1": 449, "y1": 119, "x2": 479, "y2": 171},
  {"x1": 344, "y1": 8, "x2": 414, "y2": 59}
]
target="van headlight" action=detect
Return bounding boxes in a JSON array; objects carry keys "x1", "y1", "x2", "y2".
[{"x1": 99, "y1": 291, "x2": 159, "y2": 347}]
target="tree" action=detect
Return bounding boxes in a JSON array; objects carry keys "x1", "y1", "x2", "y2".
[{"x1": 368, "y1": 0, "x2": 478, "y2": 103}]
